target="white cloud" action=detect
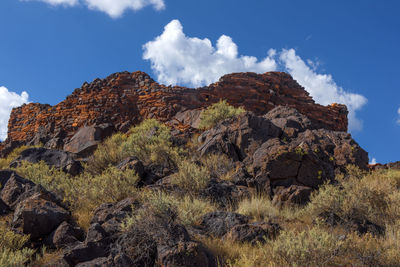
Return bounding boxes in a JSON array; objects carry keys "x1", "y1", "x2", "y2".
[
  {"x1": 83, "y1": 0, "x2": 165, "y2": 18},
  {"x1": 280, "y1": 49, "x2": 367, "y2": 131},
  {"x1": 23, "y1": 0, "x2": 164, "y2": 18},
  {"x1": 143, "y1": 20, "x2": 368, "y2": 131},
  {"x1": 397, "y1": 107, "x2": 400, "y2": 125},
  {"x1": 0, "y1": 87, "x2": 29, "y2": 141},
  {"x1": 143, "y1": 20, "x2": 277, "y2": 87},
  {"x1": 369, "y1": 158, "x2": 377, "y2": 165},
  {"x1": 23, "y1": 0, "x2": 78, "y2": 7}
]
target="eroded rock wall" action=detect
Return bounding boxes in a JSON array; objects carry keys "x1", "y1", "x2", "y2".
[{"x1": 2, "y1": 71, "x2": 348, "y2": 153}]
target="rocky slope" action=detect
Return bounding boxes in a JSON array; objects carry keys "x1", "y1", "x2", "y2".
[
  {"x1": 0, "y1": 71, "x2": 348, "y2": 156},
  {"x1": 3, "y1": 70, "x2": 393, "y2": 266}
]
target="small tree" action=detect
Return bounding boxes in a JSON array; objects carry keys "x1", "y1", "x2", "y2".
[{"x1": 199, "y1": 100, "x2": 244, "y2": 129}]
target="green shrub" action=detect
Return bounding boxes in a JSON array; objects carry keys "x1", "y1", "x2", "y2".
[
  {"x1": 171, "y1": 160, "x2": 210, "y2": 194},
  {"x1": 0, "y1": 145, "x2": 41, "y2": 170},
  {"x1": 200, "y1": 153, "x2": 233, "y2": 179},
  {"x1": 236, "y1": 195, "x2": 278, "y2": 221},
  {"x1": 122, "y1": 191, "x2": 177, "y2": 232},
  {"x1": 14, "y1": 162, "x2": 139, "y2": 229},
  {"x1": 123, "y1": 119, "x2": 181, "y2": 168},
  {"x1": 199, "y1": 100, "x2": 244, "y2": 129},
  {"x1": 88, "y1": 119, "x2": 181, "y2": 175},
  {"x1": 270, "y1": 227, "x2": 342, "y2": 266},
  {"x1": 305, "y1": 166, "x2": 400, "y2": 227},
  {"x1": 173, "y1": 195, "x2": 216, "y2": 226},
  {"x1": 14, "y1": 161, "x2": 73, "y2": 197},
  {"x1": 236, "y1": 194, "x2": 302, "y2": 222},
  {"x1": 86, "y1": 133, "x2": 128, "y2": 175},
  {"x1": 0, "y1": 222, "x2": 35, "y2": 267}
]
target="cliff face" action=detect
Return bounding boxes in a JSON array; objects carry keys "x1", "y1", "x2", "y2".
[{"x1": 1, "y1": 71, "x2": 348, "y2": 153}]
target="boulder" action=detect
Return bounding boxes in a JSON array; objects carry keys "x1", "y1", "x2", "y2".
[
  {"x1": 200, "y1": 211, "x2": 249, "y2": 237},
  {"x1": 12, "y1": 192, "x2": 70, "y2": 239},
  {"x1": 272, "y1": 185, "x2": 313, "y2": 207},
  {"x1": 252, "y1": 129, "x2": 368, "y2": 191},
  {"x1": 172, "y1": 109, "x2": 203, "y2": 129},
  {"x1": 46, "y1": 221, "x2": 84, "y2": 249},
  {"x1": 0, "y1": 171, "x2": 35, "y2": 209},
  {"x1": 117, "y1": 157, "x2": 146, "y2": 184},
  {"x1": 202, "y1": 180, "x2": 251, "y2": 208},
  {"x1": 0, "y1": 199, "x2": 10, "y2": 215},
  {"x1": 264, "y1": 106, "x2": 320, "y2": 137},
  {"x1": 224, "y1": 222, "x2": 281, "y2": 244},
  {"x1": 318, "y1": 212, "x2": 385, "y2": 236},
  {"x1": 387, "y1": 161, "x2": 400, "y2": 170},
  {"x1": 157, "y1": 240, "x2": 211, "y2": 267},
  {"x1": 9, "y1": 147, "x2": 83, "y2": 176},
  {"x1": 61, "y1": 242, "x2": 109, "y2": 266},
  {"x1": 198, "y1": 112, "x2": 282, "y2": 161},
  {"x1": 90, "y1": 198, "x2": 137, "y2": 235},
  {"x1": 63, "y1": 124, "x2": 114, "y2": 157}
]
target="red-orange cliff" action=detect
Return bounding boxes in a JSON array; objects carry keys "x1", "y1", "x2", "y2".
[{"x1": 0, "y1": 71, "x2": 348, "y2": 154}]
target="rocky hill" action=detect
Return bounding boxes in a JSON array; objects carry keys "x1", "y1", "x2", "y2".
[
  {"x1": 1, "y1": 71, "x2": 399, "y2": 266},
  {"x1": 0, "y1": 71, "x2": 348, "y2": 156}
]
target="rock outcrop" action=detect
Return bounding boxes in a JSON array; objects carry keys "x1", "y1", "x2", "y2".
[
  {"x1": 1, "y1": 71, "x2": 348, "y2": 156},
  {"x1": 197, "y1": 106, "x2": 368, "y2": 198}
]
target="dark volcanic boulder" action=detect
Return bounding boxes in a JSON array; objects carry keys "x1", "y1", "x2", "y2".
[
  {"x1": 0, "y1": 171, "x2": 35, "y2": 209},
  {"x1": 46, "y1": 221, "x2": 85, "y2": 249},
  {"x1": 264, "y1": 106, "x2": 318, "y2": 137},
  {"x1": 12, "y1": 192, "x2": 70, "y2": 239},
  {"x1": 90, "y1": 198, "x2": 138, "y2": 235},
  {"x1": 63, "y1": 123, "x2": 114, "y2": 157},
  {"x1": 224, "y1": 222, "x2": 281, "y2": 244},
  {"x1": 272, "y1": 185, "x2": 313, "y2": 207},
  {"x1": 318, "y1": 212, "x2": 385, "y2": 236},
  {"x1": 200, "y1": 211, "x2": 249, "y2": 237},
  {"x1": 0, "y1": 199, "x2": 9, "y2": 215},
  {"x1": 198, "y1": 112, "x2": 282, "y2": 161},
  {"x1": 252, "y1": 128, "x2": 368, "y2": 191},
  {"x1": 9, "y1": 147, "x2": 83, "y2": 176}
]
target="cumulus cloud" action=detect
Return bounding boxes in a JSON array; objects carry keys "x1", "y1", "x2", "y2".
[
  {"x1": 143, "y1": 20, "x2": 367, "y2": 131},
  {"x1": 23, "y1": 0, "x2": 164, "y2": 18},
  {"x1": 0, "y1": 87, "x2": 29, "y2": 141},
  {"x1": 369, "y1": 158, "x2": 377, "y2": 165},
  {"x1": 23, "y1": 0, "x2": 78, "y2": 6},
  {"x1": 143, "y1": 20, "x2": 277, "y2": 87},
  {"x1": 83, "y1": 0, "x2": 165, "y2": 18},
  {"x1": 397, "y1": 107, "x2": 400, "y2": 125},
  {"x1": 280, "y1": 49, "x2": 367, "y2": 131}
]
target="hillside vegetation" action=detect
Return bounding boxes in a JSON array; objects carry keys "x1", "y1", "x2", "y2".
[{"x1": 0, "y1": 101, "x2": 399, "y2": 267}]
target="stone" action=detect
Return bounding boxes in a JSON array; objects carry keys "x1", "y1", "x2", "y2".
[
  {"x1": 63, "y1": 123, "x2": 114, "y2": 157},
  {"x1": 46, "y1": 221, "x2": 84, "y2": 249},
  {"x1": 272, "y1": 185, "x2": 313, "y2": 207},
  {"x1": 0, "y1": 172, "x2": 35, "y2": 209},
  {"x1": 252, "y1": 128, "x2": 368, "y2": 191},
  {"x1": 12, "y1": 193, "x2": 70, "y2": 240},
  {"x1": 75, "y1": 257, "x2": 113, "y2": 267},
  {"x1": 198, "y1": 112, "x2": 282, "y2": 161},
  {"x1": 9, "y1": 147, "x2": 83, "y2": 176},
  {"x1": 0, "y1": 199, "x2": 10, "y2": 215},
  {"x1": 318, "y1": 212, "x2": 385, "y2": 236},
  {"x1": 61, "y1": 242, "x2": 109, "y2": 266},
  {"x1": 157, "y1": 241, "x2": 211, "y2": 267},
  {"x1": 117, "y1": 157, "x2": 145, "y2": 181},
  {"x1": 90, "y1": 198, "x2": 137, "y2": 235},
  {"x1": 224, "y1": 222, "x2": 281, "y2": 244},
  {"x1": 200, "y1": 211, "x2": 249, "y2": 237}
]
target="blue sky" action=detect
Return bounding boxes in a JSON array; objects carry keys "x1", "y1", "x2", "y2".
[{"x1": 0, "y1": 0, "x2": 399, "y2": 163}]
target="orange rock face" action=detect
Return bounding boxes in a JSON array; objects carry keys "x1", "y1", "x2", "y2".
[{"x1": 1, "y1": 71, "x2": 348, "y2": 152}]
